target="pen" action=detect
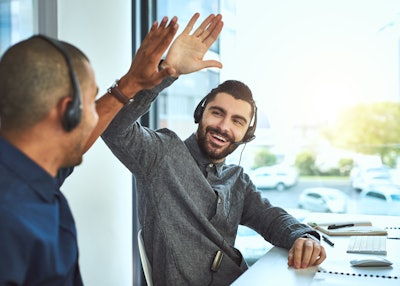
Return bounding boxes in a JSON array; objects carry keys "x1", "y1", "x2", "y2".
[
  {"x1": 322, "y1": 235, "x2": 334, "y2": 247},
  {"x1": 327, "y1": 223, "x2": 354, "y2": 230}
]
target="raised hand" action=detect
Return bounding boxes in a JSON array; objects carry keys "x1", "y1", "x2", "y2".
[
  {"x1": 118, "y1": 16, "x2": 179, "y2": 97},
  {"x1": 163, "y1": 13, "x2": 224, "y2": 77},
  {"x1": 83, "y1": 16, "x2": 178, "y2": 153}
]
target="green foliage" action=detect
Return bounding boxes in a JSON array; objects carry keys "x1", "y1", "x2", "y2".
[
  {"x1": 323, "y1": 102, "x2": 400, "y2": 167},
  {"x1": 338, "y1": 158, "x2": 354, "y2": 176},
  {"x1": 252, "y1": 149, "x2": 277, "y2": 169},
  {"x1": 295, "y1": 150, "x2": 318, "y2": 176}
]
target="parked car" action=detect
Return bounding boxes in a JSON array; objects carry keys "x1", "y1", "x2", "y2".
[
  {"x1": 249, "y1": 165, "x2": 298, "y2": 191},
  {"x1": 298, "y1": 187, "x2": 348, "y2": 213},
  {"x1": 359, "y1": 184, "x2": 400, "y2": 216},
  {"x1": 234, "y1": 225, "x2": 272, "y2": 266},
  {"x1": 350, "y1": 165, "x2": 394, "y2": 192}
]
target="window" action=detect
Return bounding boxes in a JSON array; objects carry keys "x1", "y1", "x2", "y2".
[
  {"x1": 0, "y1": 0, "x2": 35, "y2": 56},
  {"x1": 365, "y1": 192, "x2": 386, "y2": 201},
  {"x1": 152, "y1": 0, "x2": 400, "y2": 266}
]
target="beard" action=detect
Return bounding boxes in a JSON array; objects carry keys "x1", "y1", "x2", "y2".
[
  {"x1": 196, "y1": 123, "x2": 240, "y2": 162},
  {"x1": 61, "y1": 142, "x2": 84, "y2": 168}
]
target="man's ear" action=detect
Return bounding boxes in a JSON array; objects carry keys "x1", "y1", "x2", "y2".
[{"x1": 56, "y1": 96, "x2": 74, "y2": 131}]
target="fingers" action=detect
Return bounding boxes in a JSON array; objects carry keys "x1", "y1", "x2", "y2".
[
  {"x1": 183, "y1": 13, "x2": 201, "y2": 34},
  {"x1": 192, "y1": 14, "x2": 223, "y2": 45},
  {"x1": 184, "y1": 13, "x2": 223, "y2": 44},
  {"x1": 122, "y1": 16, "x2": 179, "y2": 92},
  {"x1": 145, "y1": 16, "x2": 178, "y2": 56},
  {"x1": 288, "y1": 238, "x2": 326, "y2": 269},
  {"x1": 203, "y1": 19, "x2": 223, "y2": 47},
  {"x1": 156, "y1": 17, "x2": 179, "y2": 54},
  {"x1": 193, "y1": 13, "x2": 215, "y2": 36}
]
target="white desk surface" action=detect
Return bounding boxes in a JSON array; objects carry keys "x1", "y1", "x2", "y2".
[{"x1": 231, "y1": 213, "x2": 400, "y2": 286}]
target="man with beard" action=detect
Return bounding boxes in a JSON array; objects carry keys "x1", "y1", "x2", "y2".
[{"x1": 102, "y1": 17, "x2": 326, "y2": 286}]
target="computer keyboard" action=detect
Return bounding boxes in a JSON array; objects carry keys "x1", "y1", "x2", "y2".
[{"x1": 347, "y1": 235, "x2": 387, "y2": 255}]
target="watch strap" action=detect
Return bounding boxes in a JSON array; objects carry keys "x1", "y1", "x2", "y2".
[{"x1": 107, "y1": 80, "x2": 133, "y2": 105}]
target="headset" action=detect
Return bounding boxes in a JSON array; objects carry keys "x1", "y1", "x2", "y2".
[
  {"x1": 193, "y1": 95, "x2": 257, "y2": 144},
  {"x1": 35, "y1": 35, "x2": 82, "y2": 132}
]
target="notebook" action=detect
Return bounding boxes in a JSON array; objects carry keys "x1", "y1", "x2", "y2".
[{"x1": 308, "y1": 221, "x2": 388, "y2": 236}]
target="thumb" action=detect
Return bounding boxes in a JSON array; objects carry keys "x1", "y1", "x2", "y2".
[
  {"x1": 198, "y1": 60, "x2": 223, "y2": 70},
  {"x1": 162, "y1": 66, "x2": 178, "y2": 77}
]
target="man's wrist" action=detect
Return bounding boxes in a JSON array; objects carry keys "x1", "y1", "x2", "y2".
[
  {"x1": 159, "y1": 59, "x2": 179, "y2": 78},
  {"x1": 107, "y1": 80, "x2": 134, "y2": 105},
  {"x1": 302, "y1": 233, "x2": 320, "y2": 242}
]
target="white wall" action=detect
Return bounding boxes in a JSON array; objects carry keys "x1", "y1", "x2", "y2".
[{"x1": 57, "y1": 1, "x2": 134, "y2": 285}]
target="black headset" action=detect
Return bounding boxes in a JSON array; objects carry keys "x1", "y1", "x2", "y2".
[
  {"x1": 35, "y1": 35, "x2": 82, "y2": 132},
  {"x1": 193, "y1": 95, "x2": 257, "y2": 143}
]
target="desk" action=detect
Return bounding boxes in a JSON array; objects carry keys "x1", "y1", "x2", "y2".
[{"x1": 231, "y1": 213, "x2": 400, "y2": 286}]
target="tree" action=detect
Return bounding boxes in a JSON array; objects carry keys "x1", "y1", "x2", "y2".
[
  {"x1": 322, "y1": 102, "x2": 400, "y2": 167},
  {"x1": 252, "y1": 149, "x2": 277, "y2": 169},
  {"x1": 295, "y1": 150, "x2": 318, "y2": 176}
]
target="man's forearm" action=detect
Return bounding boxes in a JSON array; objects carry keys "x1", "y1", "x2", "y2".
[
  {"x1": 83, "y1": 91, "x2": 127, "y2": 153},
  {"x1": 84, "y1": 76, "x2": 176, "y2": 153}
]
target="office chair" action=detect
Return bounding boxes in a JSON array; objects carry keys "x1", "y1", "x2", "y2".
[{"x1": 138, "y1": 229, "x2": 153, "y2": 286}]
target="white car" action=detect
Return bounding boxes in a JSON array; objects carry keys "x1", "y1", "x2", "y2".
[
  {"x1": 359, "y1": 184, "x2": 400, "y2": 216},
  {"x1": 298, "y1": 187, "x2": 348, "y2": 213},
  {"x1": 249, "y1": 166, "x2": 298, "y2": 191},
  {"x1": 350, "y1": 166, "x2": 394, "y2": 192}
]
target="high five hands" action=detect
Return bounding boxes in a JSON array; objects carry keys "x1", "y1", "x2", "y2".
[
  {"x1": 162, "y1": 13, "x2": 224, "y2": 77},
  {"x1": 84, "y1": 13, "x2": 223, "y2": 153},
  {"x1": 118, "y1": 13, "x2": 223, "y2": 98}
]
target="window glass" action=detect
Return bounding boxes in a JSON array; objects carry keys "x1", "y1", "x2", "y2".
[
  {"x1": 155, "y1": 0, "x2": 400, "y2": 266},
  {"x1": 0, "y1": 0, "x2": 34, "y2": 56}
]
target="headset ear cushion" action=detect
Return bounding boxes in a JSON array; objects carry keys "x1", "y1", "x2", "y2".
[
  {"x1": 62, "y1": 98, "x2": 82, "y2": 131},
  {"x1": 243, "y1": 126, "x2": 255, "y2": 143},
  {"x1": 194, "y1": 95, "x2": 209, "y2": 124},
  {"x1": 35, "y1": 34, "x2": 82, "y2": 132},
  {"x1": 193, "y1": 106, "x2": 202, "y2": 123}
]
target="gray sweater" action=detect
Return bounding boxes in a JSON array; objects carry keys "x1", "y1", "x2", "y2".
[{"x1": 102, "y1": 78, "x2": 318, "y2": 286}]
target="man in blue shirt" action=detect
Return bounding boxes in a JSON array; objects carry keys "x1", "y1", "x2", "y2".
[{"x1": 0, "y1": 16, "x2": 184, "y2": 285}]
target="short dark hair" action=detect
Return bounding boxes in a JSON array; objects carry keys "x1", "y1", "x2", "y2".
[
  {"x1": 0, "y1": 35, "x2": 89, "y2": 131},
  {"x1": 204, "y1": 80, "x2": 255, "y2": 116}
]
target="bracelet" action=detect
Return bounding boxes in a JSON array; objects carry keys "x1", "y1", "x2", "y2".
[{"x1": 107, "y1": 80, "x2": 134, "y2": 105}]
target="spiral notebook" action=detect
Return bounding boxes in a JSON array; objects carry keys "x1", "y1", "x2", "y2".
[{"x1": 308, "y1": 221, "x2": 388, "y2": 236}]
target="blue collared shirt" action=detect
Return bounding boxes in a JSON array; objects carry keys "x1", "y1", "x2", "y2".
[{"x1": 0, "y1": 137, "x2": 83, "y2": 285}]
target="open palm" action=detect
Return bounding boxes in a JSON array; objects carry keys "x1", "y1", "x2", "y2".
[{"x1": 164, "y1": 13, "x2": 224, "y2": 77}]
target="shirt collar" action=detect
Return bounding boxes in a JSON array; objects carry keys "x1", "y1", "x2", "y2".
[
  {"x1": 0, "y1": 137, "x2": 58, "y2": 203},
  {"x1": 184, "y1": 133, "x2": 225, "y2": 176}
]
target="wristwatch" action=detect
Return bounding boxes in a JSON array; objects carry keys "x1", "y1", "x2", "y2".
[
  {"x1": 302, "y1": 233, "x2": 320, "y2": 242},
  {"x1": 107, "y1": 80, "x2": 134, "y2": 105}
]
